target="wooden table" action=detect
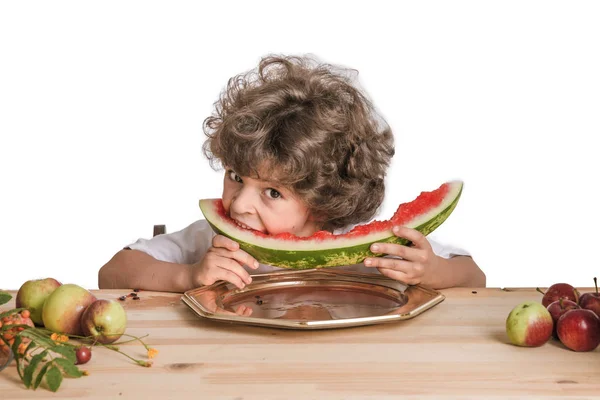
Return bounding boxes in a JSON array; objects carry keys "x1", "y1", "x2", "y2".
[{"x1": 1, "y1": 287, "x2": 599, "y2": 399}]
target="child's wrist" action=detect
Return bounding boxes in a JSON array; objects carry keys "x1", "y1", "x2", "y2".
[
  {"x1": 187, "y1": 262, "x2": 208, "y2": 290},
  {"x1": 424, "y1": 256, "x2": 446, "y2": 289},
  {"x1": 175, "y1": 264, "x2": 196, "y2": 292}
]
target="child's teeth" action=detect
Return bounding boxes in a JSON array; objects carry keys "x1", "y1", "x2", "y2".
[{"x1": 235, "y1": 221, "x2": 251, "y2": 230}]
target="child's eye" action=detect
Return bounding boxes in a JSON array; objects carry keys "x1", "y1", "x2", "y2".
[
  {"x1": 228, "y1": 170, "x2": 242, "y2": 183},
  {"x1": 265, "y1": 188, "x2": 281, "y2": 199}
]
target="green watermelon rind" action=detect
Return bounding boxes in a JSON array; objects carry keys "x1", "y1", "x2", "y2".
[{"x1": 199, "y1": 181, "x2": 463, "y2": 269}]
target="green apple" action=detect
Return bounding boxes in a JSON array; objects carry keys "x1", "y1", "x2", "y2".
[
  {"x1": 506, "y1": 301, "x2": 553, "y2": 347},
  {"x1": 80, "y1": 299, "x2": 127, "y2": 344},
  {"x1": 42, "y1": 284, "x2": 97, "y2": 335},
  {"x1": 15, "y1": 278, "x2": 62, "y2": 325}
]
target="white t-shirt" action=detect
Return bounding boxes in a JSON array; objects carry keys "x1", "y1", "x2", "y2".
[{"x1": 126, "y1": 219, "x2": 470, "y2": 275}]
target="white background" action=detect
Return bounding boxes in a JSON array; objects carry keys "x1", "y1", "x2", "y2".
[{"x1": 1, "y1": 1, "x2": 599, "y2": 291}]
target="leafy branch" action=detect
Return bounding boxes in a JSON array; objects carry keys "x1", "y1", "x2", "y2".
[{"x1": 0, "y1": 290, "x2": 157, "y2": 392}]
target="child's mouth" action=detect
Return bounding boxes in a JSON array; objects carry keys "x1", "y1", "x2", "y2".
[
  {"x1": 233, "y1": 219, "x2": 255, "y2": 231},
  {"x1": 228, "y1": 213, "x2": 267, "y2": 233}
]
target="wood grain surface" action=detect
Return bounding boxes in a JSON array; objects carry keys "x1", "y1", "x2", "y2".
[{"x1": 1, "y1": 287, "x2": 599, "y2": 399}]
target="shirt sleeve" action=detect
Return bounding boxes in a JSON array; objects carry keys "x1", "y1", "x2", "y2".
[
  {"x1": 426, "y1": 235, "x2": 471, "y2": 259},
  {"x1": 126, "y1": 220, "x2": 216, "y2": 265}
]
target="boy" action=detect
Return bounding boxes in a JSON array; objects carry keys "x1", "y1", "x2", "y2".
[{"x1": 98, "y1": 55, "x2": 485, "y2": 292}]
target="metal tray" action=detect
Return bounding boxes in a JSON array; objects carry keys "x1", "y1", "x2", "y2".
[{"x1": 181, "y1": 269, "x2": 445, "y2": 330}]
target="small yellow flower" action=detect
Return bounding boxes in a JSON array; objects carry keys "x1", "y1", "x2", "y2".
[
  {"x1": 82, "y1": 370, "x2": 90, "y2": 376},
  {"x1": 147, "y1": 348, "x2": 159, "y2": 359},
  {"x1": 50, "y1": 333, "x2": 69, "y2": 344}
]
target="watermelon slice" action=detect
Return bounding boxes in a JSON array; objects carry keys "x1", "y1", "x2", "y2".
[{"x1": 199, "y1": 181, "x2": 463, "y2": 269}]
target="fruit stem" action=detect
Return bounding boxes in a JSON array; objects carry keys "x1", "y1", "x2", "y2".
[
  {"x1": 36, "y1": 328, "x2": 145, "y2": 345},
  {"x1": 94, "y1": 343, "x2": 151, "y2": 367},
  {"x1": 594, "y1": 277, "x2": 598, "y2": 294},
  {"x1": 559, "y1": 298, "x2": 564, "y2": 309},
  {"x1": 112, "y1": 333, "x2": 152, "y2": 351},
  {"x1": 536, "y1": 287, "x2": 545, "y2": 295},
  {"x1": 112, "y1": 334, "x2": 150, "y2": 346}
]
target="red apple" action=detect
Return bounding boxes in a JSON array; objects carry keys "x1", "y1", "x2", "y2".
[
  {"x1": 505, "y1": 301, "x2": 553, "y2": 347},
  {"x1": 579, "y1": 277, "x2": 600, "y2": 318},
  {"x1": 15, "y1": 278, "x2": 62, "y2": 325},
  {"x1": 557, "y1": 308, "x2": 600, "y2": 352},
  {"x1": 42, "y1": 284, "x2": 97, "y2": 336},
  {"x1": 80, "y1": 299, "x2": 127, "y2": 344},
  {"x1": 547, "y1": 299, "x2": 580, "y2": 339},
  {"x1": 537, "y1": 283, "x2": 580, "y2": 307}
]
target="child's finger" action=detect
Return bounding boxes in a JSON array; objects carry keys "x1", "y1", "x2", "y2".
[
  {"x1": 212, "y1": 256, "x2": 253, "y2": 285},
  {"x1": 377, "y1": 267, "x2": 418, "y2": 286},
  {"x1": 231, "y1": 249, "x2": 260, "y2": 270},
  {"x1": 212, "y1": 234, "x2": 240, "y2": 252},
  {"x1": 211, "y1": 265, "x2": 249, "y2": 290},
  {"x1": 211, "y1": 246, "x2": 259, "y2": 270},
  {"x1": 369, "y1": 242, "x2": 422, "y2": 262},
  {"x1": 364, "y1": 256, "x2": 412, "y2": 272},
  {"x1": 391, "y1": 226, "x2": 429, "y2": 249}
]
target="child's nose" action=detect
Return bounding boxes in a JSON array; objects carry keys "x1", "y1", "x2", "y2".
[{"x1": 230, "y1": 188, "x2": 257, "y2": 215}]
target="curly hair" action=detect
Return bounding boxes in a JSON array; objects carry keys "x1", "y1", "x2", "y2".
[{"x1": 202, "y1": 54, "x2": 395, "y2": 231}]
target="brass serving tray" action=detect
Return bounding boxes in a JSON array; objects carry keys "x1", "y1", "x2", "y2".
[{"x1": 181, "y1": 269, "x2": 445, "y2": 330}]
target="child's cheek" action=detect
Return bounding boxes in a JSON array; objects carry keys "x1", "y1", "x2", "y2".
[{"x1": 261, "y1": 219, "x2": 281, "y2": 236}]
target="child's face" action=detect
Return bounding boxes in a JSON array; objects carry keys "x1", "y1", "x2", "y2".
[{"x1": 221, "y1": 168, "x2": 320, "y2": 237}]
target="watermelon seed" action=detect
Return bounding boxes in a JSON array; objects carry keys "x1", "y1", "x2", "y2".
[{"x1": 471, "y1": 291, "x2": 477, "y2": 294}]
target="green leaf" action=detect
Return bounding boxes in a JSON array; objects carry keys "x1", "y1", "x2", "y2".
[
  {"x1": 20, "y1": 329, "x2": 56, "y2": 348},
  {"x1": 24, "y1": 350, "x2": 48, "y2": 388},
  {"x1": 16, "y1": 356, "x2": 25, "y2": 380},
  {"x1": 24, "y1": 339, "x2": 36, "y2": 355},
  {"x1": 33, "y1": 362, "x2": 50, "y2": 390},
  {"x1": 11, "y1": 334, "x2": 22, "y2": 357},
  {"x1": 0, "y1": 292, "x2": 12, "y2": 306},
  {"x1": 11, "y1": 335, "x2": 24, "y2": 380},
  {"x1": 0, "y1": 308, "x2": 25, "y2": 320},
  {"x1": 50, "y1": 345, "x2": 76, "y2": 364},
  {"x1": 18, "y1": 341, "x2": 37, "y2": 379},
  {"x1": 45, "y1": 365, "x2": 63, "y2": 392},
  {"x1": 54, "y1": 358, "x2": 83, "y2": 378}
]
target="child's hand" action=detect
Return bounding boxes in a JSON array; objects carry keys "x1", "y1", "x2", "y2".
[
  {"x1": 364, "y1": 226, "x2": 440, "y2": 286},
  {"x1": 190, "y1": 235, "x2": 259, "y2": 290}
]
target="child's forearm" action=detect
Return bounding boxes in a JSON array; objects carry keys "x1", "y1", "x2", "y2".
[
  {"x1": 429, "y1": 255, "x2": 486, "y2": 289},
  {"x1": 98, "y1": 249, "x2": 194, "y2": 293}
]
